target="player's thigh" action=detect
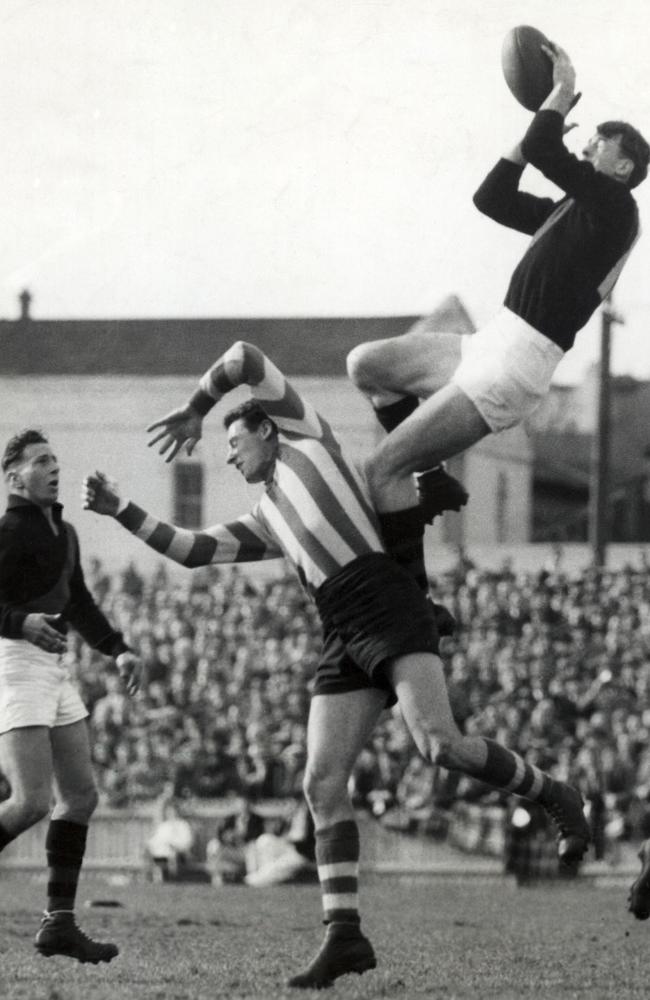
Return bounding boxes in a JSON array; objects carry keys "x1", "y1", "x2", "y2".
[
  {"x1": 306, "y1": 689, "x2": 387, "y2": 783},
  {"x1": 0, "y1": 726, "x2": 54, "y2": 802},
  {"x1": 348, "y1": 329, "x2": 462, "y2": 398},
  {"x1": 50, "y1": 719, "x2": 97, "y2": 805},
  {"x1": 370, "y1": 381, "x2": 489, "y2": 479},
  {"x1": 385, "y1": 653, "x2": 460, "y2": 757}
]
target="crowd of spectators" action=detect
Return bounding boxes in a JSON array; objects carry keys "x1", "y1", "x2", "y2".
[{"x1": 68, "y1": 551, "x2": 650, "y2": 858}]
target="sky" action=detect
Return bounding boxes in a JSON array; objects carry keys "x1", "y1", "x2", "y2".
[{"x1": 1, "y1": 0, "x2": 650, "y2": 384}]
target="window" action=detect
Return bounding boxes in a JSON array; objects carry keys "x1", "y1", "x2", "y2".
[
  {"x1": 173, "y1": 462, "x2": 204, "y2": 529},
  {"x1": 496, "y1": 470, "x2": 509, "y2": 543}
]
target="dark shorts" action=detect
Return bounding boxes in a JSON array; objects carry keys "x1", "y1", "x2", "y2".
[{"x1": 313, "y1": 552, "x2": 440, "y2": 706}]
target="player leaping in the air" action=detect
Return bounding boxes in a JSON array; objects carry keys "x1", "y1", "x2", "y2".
[
  {"x1": 84, "y1": 340, "x2": 590, "y2": 989},
  {"x1": 346, "y1": 43, "x2": 649, "y2": 527}
]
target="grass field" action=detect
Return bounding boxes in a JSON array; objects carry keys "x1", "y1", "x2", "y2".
[{"x1": 0, "y1": 870, "x2": 648, "y2": 999}]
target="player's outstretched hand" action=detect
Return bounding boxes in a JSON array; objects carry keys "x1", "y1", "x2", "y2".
[
  {"x1": 146, "y1": 405, "x2": 203, "y2": 462},
  {"x1": 541, "y1": 42, "x2": 576, "y2": 95},
  {"x1": 115, "y1": 651, "x2": 143, "y2": 696},
  {"x1": 82, "y1": 472, "x2": 122, "y2": 516}
]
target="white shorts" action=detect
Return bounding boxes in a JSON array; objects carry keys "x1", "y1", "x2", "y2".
[
  {"x1": 451, "y1": 308, "x2": 564, "y2": 433},
  {"x1": 0, "y1": 638, "x2": 88, "y2": 735}
]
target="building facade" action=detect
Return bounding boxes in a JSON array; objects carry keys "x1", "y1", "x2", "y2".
[{"x1": 0, "y1": 294, "x2": 532, "y2": 575}]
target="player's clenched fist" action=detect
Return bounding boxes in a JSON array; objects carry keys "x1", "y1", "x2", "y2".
[{"x1": 82, "y1": 471, "x2": 122, "y2": 517}]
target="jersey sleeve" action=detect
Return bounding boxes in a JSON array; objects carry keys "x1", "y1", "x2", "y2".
[
  {"x1": 64, "y1": 524, "x2": 131, "y2": 658},
  {"x1": 115, "y1": 502, "x2": 284, "y2": 567},
  {"x1": 188, "y1": 340, "x2": 328, "y2": 440},
  {"x1": 0, "y1": 526, "x2": 28, "y2": 638},
  {"x1": 473, "y1": 158, "x2": 557, "y2": 235}
]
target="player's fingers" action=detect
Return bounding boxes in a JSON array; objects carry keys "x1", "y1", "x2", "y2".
[
  {"x1": 148, "y1": 428, "x2": 170, "y2": 447},
  {"x1": 146, "y1": 411, "x2": 183, "y2": 433},
  {"x1": 165, "y1": 441, "x2": 181, "y2": 463},
  {"x1": 146, "y1": 415, "x2": 172, "y2": 432}
]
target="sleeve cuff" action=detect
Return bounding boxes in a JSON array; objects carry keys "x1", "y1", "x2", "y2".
[{"x1": 189, "y1": 388, "x2": 216, "y2": 417}]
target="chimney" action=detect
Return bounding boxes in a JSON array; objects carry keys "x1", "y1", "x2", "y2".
[{"x1": 19, "y1": 288, "x2": 32, "y2": 321}]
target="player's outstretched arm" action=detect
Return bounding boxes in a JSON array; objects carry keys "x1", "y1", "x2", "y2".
[
  {"x1": 146, "y1": 404, "x2": 203, "y2": 463},
  {"x1": 148, "y1": 341, "x2": 325, "y2": 456},
  {"x1": 82, "y1": 471, "x2": 284, "y2": 568}
]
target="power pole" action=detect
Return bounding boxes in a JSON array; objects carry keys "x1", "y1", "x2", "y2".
[{"x1": 589, "y1": 298, "x2": 623, "y2": 567}]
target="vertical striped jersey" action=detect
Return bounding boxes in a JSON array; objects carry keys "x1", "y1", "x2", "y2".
[{"x1": 117, "y1": 341, "x2": 384, "y2": 595}]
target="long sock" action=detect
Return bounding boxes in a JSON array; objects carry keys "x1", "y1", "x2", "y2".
[
  {"x1": 0, "y1": 820, "x2": 16, "y2": 852},
  {"x1": 374, "y1": 396, "x2": 418, "y2": 433},
  {"x1": 45, "y1": 819, "x2": 88, "y2": 913},
  {"x1": 378, "y1": 506, "x2": 428, "y2": 593},
  {"x1": 474, "y1": 739, "x2": 557, "y2": 803},
  {"x1": 316, "y1": 820, "x2": 360, "y2": 925}
]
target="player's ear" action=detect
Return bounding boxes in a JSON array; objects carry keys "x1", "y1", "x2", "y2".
[
  {"x1": 615, "y1": 157, "x2": 634, "y2": 184},
  {"x1": 260, "y1": 420, "x2": 275, "y2": 440}
]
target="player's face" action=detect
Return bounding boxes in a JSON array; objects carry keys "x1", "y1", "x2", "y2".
[
  {"x1": 226, "y1": 418, "x2": 275, "y2": 483},
  {"x1": 8, "y1": 442, "x2": 60, "y2": 506},
  {"x1": 582, "y1": 132, "x2": 632, "y2": 182}
]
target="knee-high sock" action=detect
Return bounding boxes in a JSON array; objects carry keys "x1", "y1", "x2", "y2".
[
  {"x1": 378, "y1": 506, "x2": 428, "y2": 593},
  {"x1": 473, "y1": 740, "x2": 558, "y2": 803},
  {"x1": 45, "y1": 819, "x2": 88, "y2": 913},
  {"x1": 315, "y1": 820, "x2": 360, "y2": 925},
  {"x1": 0, "y1": 821, "x2": 16, "y2": 852},
  {"x1": 374, "y1": 396, "x2": 418, "y2": 433}
]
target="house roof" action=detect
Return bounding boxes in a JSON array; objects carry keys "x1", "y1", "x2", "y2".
[{"x1": 0, "y1": 294, "x2": 474, "y2": 376}]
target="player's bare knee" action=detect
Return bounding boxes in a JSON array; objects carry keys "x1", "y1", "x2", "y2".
[
  {"x1": 364, "y1": 450, "x2": 396, "y2": 498},
  {"x1": 303, "y1": 763, "x2": 347, "y2": 820},
  {"x1": 58, "y1": 782, "x2": 99, "y2": 822},
  {"x1": 346, "y1": 341, "x2": 390, "y2": 393},
  {"x1": 11, "y1": 789, "x2": 50, "y2": 831}
]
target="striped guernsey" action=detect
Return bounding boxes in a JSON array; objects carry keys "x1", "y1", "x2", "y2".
[{"x1": 116, "y1": 341, "x2": 384, "y2": 594}]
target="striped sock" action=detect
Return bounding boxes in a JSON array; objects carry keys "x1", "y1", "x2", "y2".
[
  {"x1": 374, "y1": 396, "x2": 419, "y2": 433},
  {"x1": 477, "y1": 739, "x2": 554, "y2": 802},
  {"x1": 378, "y1": 507, "x2": 428, "y2": 593},
  {"x1": 316, "y1": 820, "x2": 360, "y2": 925},
  {"x1": 0, "y1": 821, "x2": 16, "y2": 852},
  {"x1": 45, "y1": 819, "x2": 88, "y2": 912}
]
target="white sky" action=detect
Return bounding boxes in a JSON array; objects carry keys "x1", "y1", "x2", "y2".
[{"x1": 1, "y1": 0, "x2": 649, "y2": 383}]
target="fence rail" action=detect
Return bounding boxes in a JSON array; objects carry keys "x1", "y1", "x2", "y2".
[{"x1": 0, "y1": 802, "x2": 506, "y2": 873}]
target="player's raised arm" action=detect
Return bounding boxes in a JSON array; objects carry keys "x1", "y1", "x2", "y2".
[
  {"x1": 473, "y1": 150, "x2": 556, "y2": 236},
  {"x1": 82, "y1": 471, "x2": 283, "y2": 567},
  {"x1": 147, "y1": 341, "x2": 325, "y2": 461}
]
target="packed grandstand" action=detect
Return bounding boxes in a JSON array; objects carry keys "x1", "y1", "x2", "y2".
[{"x1": 17, "y1": 551, "x2": 644, "y2": 862}]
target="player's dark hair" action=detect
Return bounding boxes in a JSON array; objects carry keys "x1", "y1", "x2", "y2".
[
  {"x1": 598, "y1": 121, "x2": 650, "y2": 188},
  {"x1": 223, "y1": 398, "x2": 277, "y2": 434},
  {"x1": 1, "y1": 428, "x2": 49, "y2": 472}
]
